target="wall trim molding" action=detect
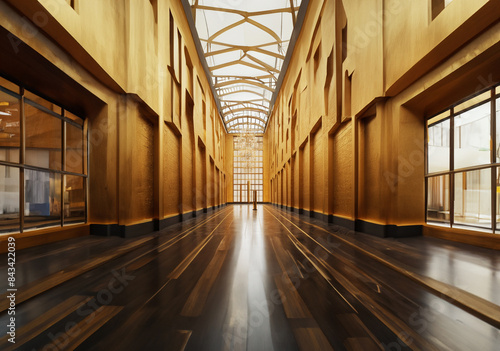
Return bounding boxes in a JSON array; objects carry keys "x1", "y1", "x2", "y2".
[
  {"x1": 273, "y1": 203, "x2": 422, "y2": 238},
  {"x1": 91, "y1": 204, "x2": 228, "y2": 238},
  {"x1": 424, "y1": 224, "x2": 500, "y2": 250},
  {"x1": 0, "y1": 224, "x2": 89, "y2": 253},
  {"x1": 227, "y1": 202, "x2": 270, "y2": 205}
]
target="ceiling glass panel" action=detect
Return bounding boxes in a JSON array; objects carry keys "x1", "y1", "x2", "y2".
[{"x1": 189, "y1": 0, "x2": 303, "y2": 134}]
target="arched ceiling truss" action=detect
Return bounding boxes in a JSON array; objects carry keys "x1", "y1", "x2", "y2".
[{"x1": 188, "y1": 0, "x2": 304, "y2": 134}]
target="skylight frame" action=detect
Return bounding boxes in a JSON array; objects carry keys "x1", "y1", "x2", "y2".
[{"x1": 184, "y1": 0, "x2": 307, "y2": 135}]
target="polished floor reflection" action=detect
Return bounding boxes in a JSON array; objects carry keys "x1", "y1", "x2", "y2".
[{"x1": 0, "y1": 205, "x2": 499, "y2": 350}]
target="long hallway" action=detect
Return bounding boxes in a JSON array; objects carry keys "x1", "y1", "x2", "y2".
[
  {"x1": 1, "y1": 1, "x2": 500, "y2": 350},
  {"x1": 1, "y1": 205, "x2": 499, "y2": 350}
]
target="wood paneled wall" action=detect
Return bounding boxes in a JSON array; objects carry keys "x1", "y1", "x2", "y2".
[
  {"x1": 0, "y1": 0, "x2": 228, "y2": 240},
  {"x1": 265, "y1": 0, "x2": 500, "y2": 246}
]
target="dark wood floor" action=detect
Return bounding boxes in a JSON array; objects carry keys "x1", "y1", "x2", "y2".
[{"x1": 1, "y1": 205, "x2": 499, "y2": 350}]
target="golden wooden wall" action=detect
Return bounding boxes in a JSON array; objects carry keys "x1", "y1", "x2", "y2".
[
  {"x1": 0, "y1": 0, "x2": 228, "y2": 237},
  {"x1": 265, "y1": 0, "x2": 500, "y2": 243}
]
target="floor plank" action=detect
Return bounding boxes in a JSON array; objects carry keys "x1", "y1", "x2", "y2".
[{"x1": 2, "y1": 205, "x2": 499, "y2": 351}]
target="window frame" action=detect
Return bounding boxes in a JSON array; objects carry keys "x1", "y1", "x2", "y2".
[
  {"x1": 0, "y1": 77, "x2": 88, "y2": 233},
  {"x1": 233, "y1": 136, "x2": 264, "y2": 203},
  {"x1": 425, "y1": 84, "x2": 498, "y2": 232}
]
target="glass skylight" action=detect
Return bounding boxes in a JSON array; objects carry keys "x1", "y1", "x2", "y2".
[{"x1": 188, "y1": 0, "x2": 303, "y2": 134}]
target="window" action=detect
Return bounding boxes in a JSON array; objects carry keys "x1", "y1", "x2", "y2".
[
  {"x1": 189, "y1": 0, "x2": 304, "y2": 134},
  {"x1": 0, "y1": 165, "x2": 20, "y2": 232},
  {"x1": 0, "y1": 77, "x2": 87, "y2": 233},
  {"x1": 313, "y1": 43, "x2": 321, "y2": 75},
  {"x1": 233, "y1": 136, "x2": 263, "y2": 203},
  {"x1": 65, "y1": 0, "x2": 78, "y2": 12},
  {"x1": 0, "y1": 87, "x2": 20, "y2": 163},
  {"x1": 454, "y1": 169, "x2": 490, "y2": 228},
  {"x1": 427, "y1": 174, "x2": 450, "y2": 224},
  {"x1": 169, "y1": 11, "x2": 175, "y2": 68},
  {"x1": 432, "y1": 0, "x2": 454, "y2": 20},
  {"x1": 426, "y1": 85, "x2": 498, "y2": 231}
]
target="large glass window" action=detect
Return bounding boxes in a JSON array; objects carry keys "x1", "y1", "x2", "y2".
[
  {"x1": 496, "y1": 168, "x2": 500, "y2": 229},
  {"x1": 25, "y1": 103, "x2": 63, "y2": 170},
  {"x1": 0, "y1": 88, "x2": 21, "y2": 164},
  {"x1": 427, "y1": 174, "x2": 450, "y2": 224},
  {"x1": 0, "y1": 165, "x2": 20, "y2": 233},
  {"x1": 427, "y1": 113, "x2": 450, "y2": 173},
  {"x1": 66, "y1": 122, "x2": 84, "y2": 174},
  {"x1": 24, "y1": 170, "x2": 61, "y2": 230},
  {"x1": 496, "y1": 97, "x2": 500, "y2": 163},
  {"x1": 233, "y1": 135, "x2": 263, "y2": 203},
  {"x1": 426, "y1": 86, "x2": 499, "y2": 232},
  {"x1": 454, "y1": 102, "x2": 490, "y2": 169},
  {"x1": 64, "y1": 175, "x2": 86, "y2": 224},
  {"x1": 0, "y1": 77, "x2": 87, "y2": 233},
  {"x1": 454, "y1": 169, "x2": 491, "y2": 228}
]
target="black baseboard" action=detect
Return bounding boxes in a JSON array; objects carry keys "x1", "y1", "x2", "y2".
[
  {"x1": 354, "y1": 219, "x2": 386, "y2": 238},
  {"x1": 90, "y1": 224, "x2": 121, "y2": 237},
  {"x1": 90, "y1": 221, "x2": 155, "y2": 238},
  {"x1": 120, "y1": 221, "x2": 156, "y2": 238},
  {"x1": 90, "y1": 204, "x2": 228, "y2": 238},
  {"x1": 192, "y1": 208, "x2": 205, "y2": 218},
  {"x1": 157, "y1": 214, "x2": 182, "y2": 230},
  {"x1": 273, "y1": 203, "x2": 422, "y2": 238},
  {"x1": 330, "y1": 215, "x2": 356, "y2": 230},
  {"x1": 354, "y1": 220, "x2": 422, "y2": 238},
  {"x1": 227, "y1": 202, "x2": 268, "y2": 205},
  {"x1": 311, "y1": 211, "x2": 329, "y2": 223},
  {"x1": 388, "y1": 224, "x2": 422, "y2": 238}
]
